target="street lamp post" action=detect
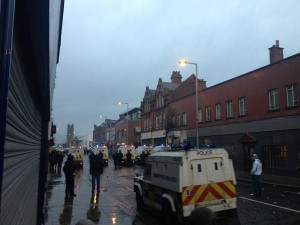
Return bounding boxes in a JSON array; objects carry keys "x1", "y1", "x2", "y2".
[
  {"x1": 179, "y1": 60, "x2": 199, "y2": 149},
  {"x1": 118, "y1": 101, "x2": 129, "y2": 145}
]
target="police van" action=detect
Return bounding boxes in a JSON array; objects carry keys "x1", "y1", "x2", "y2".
[
  {"x1": 69, "y1": 148, "x2": 84, "y2": 169},
  {"x1": 95, "y1": 146, "x2": 109, "y2": 166},
  {"x1": 133, "y1": 148, "x2": 237, "y2": 224}
]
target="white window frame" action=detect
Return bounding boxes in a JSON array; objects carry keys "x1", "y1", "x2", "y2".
[
  {"x1": 226, "y1": 100, "x2": 233, "y2": 118},
  {"x1": 198, "y1": 108, "x2": 202, "y2": 123},
  {"x1": 268, "y1": 89, "x2": 279, "y2": 110},
  {"x1": 205, "y1": 106, "x2": 211, "y2": 122},
  {"x1": 182, "y1": 113, "x2": 187, "y2": 125},
  {"x1": 215, "y1": 103, "x2": 221, "y2": 120},
  {"x1": 238, "y1": 97, "x2": 247, "y2": 116},
  {"x1": 286, "y1": 84, "x2": 298, "y2": 107}
]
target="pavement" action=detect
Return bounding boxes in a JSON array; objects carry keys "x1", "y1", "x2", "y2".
[
  {"x1": 43, "y1": 157, "x2": 300, "y2": 225},
  {"x1": 235, "y1": 170, "x2": 300, "y2": 189}
]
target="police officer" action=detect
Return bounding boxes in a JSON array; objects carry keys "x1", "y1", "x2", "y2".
[
  {"x1": 63, "y1": 154, "x2": 76, "y2": 197},
  {"x1": 251, "y1": 154, "x2": 262, "y2": 197}
]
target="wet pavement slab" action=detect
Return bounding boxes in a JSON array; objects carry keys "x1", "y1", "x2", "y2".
[{"x1": 44, "y1": 157, "x2": 139, "y2": 225}]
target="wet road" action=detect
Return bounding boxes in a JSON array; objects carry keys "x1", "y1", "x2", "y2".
[{"x1": 44, "y1": 156, "x2": 300, "y2": 225}]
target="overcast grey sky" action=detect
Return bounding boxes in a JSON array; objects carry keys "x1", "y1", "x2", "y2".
[{"x1": 52, "y1": 0, "x2": 300, "y2": 143}]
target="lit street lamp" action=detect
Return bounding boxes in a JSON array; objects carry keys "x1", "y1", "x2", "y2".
[
  {"x1": 118, "y1": 101, "x2": 129, "y2": 145},
  {"x1": 179, "y1": 59, "x2": 199, "y2": 149}
]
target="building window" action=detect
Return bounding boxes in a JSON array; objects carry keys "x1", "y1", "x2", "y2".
[
  {"x1": 158, "y1": 114, "x2": 163, "y2": 129},
  {"x1": 286, "y1": 84, "x2": 298, "y2": 107},
  {"x1": 239, "y1": 97, "x2": 247, "y2": 116},
  {"x1": 143, "y1": 120, "x2": 146, "y2": 132},
  {"x1": 268, "y1": 89, "x2": 279, "y2": 110},
  {"x1": 205, "y1": 106, "x2": 211, "y2": 122},
  {"x1": 262, "y1": 145, "x2": 287, "y2": 171},
  {"x1": 226, "y1": 100, "x2": 233, "y2": 118},
  {"x1": 215, "y1": 103, "x2": 221, "y2": 120},
  {"x1": 148, "y1": 119, "x2": 151, "y2": 131},
  {"x1": 182, "y1": 113, "x2": 187, "y2": 125},
  {"x1": 177, "y1": 114, "x2": 181, "y2": 126},
  {"x1": 198, "y1": 108, "x2": 202, "y2": 123}
]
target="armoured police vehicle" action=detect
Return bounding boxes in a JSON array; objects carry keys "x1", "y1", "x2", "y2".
[
  {"x1": 134, "y1": 148, "x2": 237, "y2": 224},
  {"x1": 94, "y1": 146, "x2": 109, "y2": 166},
  {"x1": 69, "y1": 148, "x2": 84, "y2": 169}
]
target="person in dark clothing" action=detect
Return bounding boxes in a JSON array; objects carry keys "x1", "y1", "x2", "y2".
[
  {"x1": 49, "y1": 150, "x2": 56, "y2": 172},
  {"x1": 112, "y1": 150, "x2": 118, "y2": 169},
  {"x1": 126, "y1": 150, "x2": 132, "y2": 167},
  {"x1": 63, "y1": 154, "x2": 76, "y2": 197},
  {"x1": 57, "y1": 152, "x2": 64, "y2": 169},
  {"x1": 118, "y1": 151, "x2": 123, "y2": 167},
  {"x1": 145, "y1": 150, "x2": 151, "y2": 158},
  {"x1": 89, "y1": 151, "x2": 95, "y2": 163},
  {"x1": 140, "y1": 151, "x2": 146, "y2": 167},
  {"x1": 89, "y1": 153, "x2": 104, "y2": 193}
]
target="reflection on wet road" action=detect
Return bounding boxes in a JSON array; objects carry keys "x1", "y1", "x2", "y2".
[{"x1": 44, "y1": 156, "x2": 138, "y2": 225}]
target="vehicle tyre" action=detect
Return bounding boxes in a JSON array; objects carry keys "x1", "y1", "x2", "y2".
[
  {"x1": 136, "y1": 191, "x2": 144, "y2": 210},
  {"x1": 162, "y1": 201, "x2": 177, "y2": 225}
]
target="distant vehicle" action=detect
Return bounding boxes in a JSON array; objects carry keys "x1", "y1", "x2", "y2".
[
  {"x1": 117, "y1": 146, "x2": 136, "y2": 166},
  {"x1": 94, "y1": 146, "x2": 109, "y2": 166},
  {"x1": 69, "y1": 148, "x2": 84, "y2": 169},
  {"x1": 152, "y1": 145, "x2": 169, "y2": 153},
  {"x1": 135, "y1": 146, "x2": 153, "y2": 165}
]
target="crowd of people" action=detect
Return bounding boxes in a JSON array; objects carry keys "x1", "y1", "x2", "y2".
[
  {"x1": 49, "y1": 149, "x2": 65, "y2": 172},
  {"x1": 58, "y1": 147, "x2": 151, "y2": 196}
]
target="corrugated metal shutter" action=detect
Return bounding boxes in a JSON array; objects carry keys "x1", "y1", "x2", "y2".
[{"x1": 0, "y1": 45, "x2": 42, "y2": 225}]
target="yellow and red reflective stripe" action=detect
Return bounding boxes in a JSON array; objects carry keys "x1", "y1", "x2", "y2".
[
  {"x1": 217, "y1": 180, "x2": 236, "y2": 198},
  {"x1": 182, "y1": 180, "x2": 236, "y2": 206}
]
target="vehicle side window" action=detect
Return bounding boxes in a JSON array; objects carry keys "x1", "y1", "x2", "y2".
[
  {"x1": 214, "y1": 162, "x2": 218, "y2": 170},
  {"x1": 144, "y1": 163, "x2": 152, "y2": 181},
  {"x1": 198, "y1": 164, "x2": 202, "y2": 172}
]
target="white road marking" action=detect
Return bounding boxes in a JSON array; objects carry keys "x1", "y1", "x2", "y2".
[
  {"x1": 239, "y1": 196, "x2": 300, "y2": 213},
  {"x1": 283, "y1": 190, "x2": 300, "y2": 195}
]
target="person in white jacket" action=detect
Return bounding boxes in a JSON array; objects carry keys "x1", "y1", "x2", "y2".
[{"x1": 251, "y1": 154, "x2": 262, "y2": 196}]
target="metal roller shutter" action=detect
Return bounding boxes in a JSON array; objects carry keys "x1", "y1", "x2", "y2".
[{"x1": 0, "y1": 45, "x2": 42, "y2": 225}]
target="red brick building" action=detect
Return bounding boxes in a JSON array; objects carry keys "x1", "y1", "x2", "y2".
[{"x1": 141, "y1": 41, "x2": 300, "y2": 177}]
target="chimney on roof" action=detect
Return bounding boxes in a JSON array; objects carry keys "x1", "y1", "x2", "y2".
[
  {"x1": 269, "y1": 40, "x2": 284, "y2": 64},
  {"x1": 171, "y1": 71, "x2": 182, "y2": 83}
]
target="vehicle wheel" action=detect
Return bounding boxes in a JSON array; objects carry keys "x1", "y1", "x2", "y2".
[
  {"x1": 162, "y1": 201, "x2": 177, "y2": 225},
  {"x1": 136, "y1": 191, "x2": 144, "y2": 210}
]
